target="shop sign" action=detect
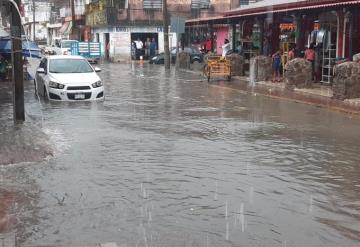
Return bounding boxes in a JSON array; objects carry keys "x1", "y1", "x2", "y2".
[
  {"x1": 115, "y1": 27, "x2": 129, "y2": 32},
  {"x1": 280, "y1": 23, "x2": 296, "y2": 31},
  {"x1": 115, "y1": 26, "x2": 164, "y2": 33}
]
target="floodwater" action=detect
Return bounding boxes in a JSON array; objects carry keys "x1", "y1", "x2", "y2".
[{"x1": 1, "y1": 62, "x2": 360, "y2": 247}]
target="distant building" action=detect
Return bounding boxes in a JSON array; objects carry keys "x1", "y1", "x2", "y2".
[
  {"x1": 85, "y1": 0, "x2": 246, "y2": 61},
  {"x1": 58, "y1": 0, "x2": 91, "y2": 41},
  {"x1": 22, "y1": 0, "x2": 52, "y2": 43}
]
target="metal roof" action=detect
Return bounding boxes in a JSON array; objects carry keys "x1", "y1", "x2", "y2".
[{"x1": 186, "y1": 0, "x2": 360, "y2": 25}]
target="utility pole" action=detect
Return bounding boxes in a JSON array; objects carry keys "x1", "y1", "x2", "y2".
[
  {"x1": 71, "y1": 0, "x2": 76, "y2": 39},
  {"x1": 11, "y1": 0, "x2": 25, "y2": 123},
  {"x1": 32, "y1": 0, "x2": 35, "y2": 41},
  {"x1": 162, "y1": 0, "x2": 170, "y2": 69}
]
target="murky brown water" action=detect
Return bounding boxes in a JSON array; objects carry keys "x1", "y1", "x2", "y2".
[{"x1": 1, "y1": 62, "x2": 360, "y2": 247}]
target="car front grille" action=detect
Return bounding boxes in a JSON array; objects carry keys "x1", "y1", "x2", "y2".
[
  {"x1": 67, "y1": 86, "x2": 91, "y2": 90},
  {"x1": 67, "y1": 92, "x2": 92, "y2": 100}
]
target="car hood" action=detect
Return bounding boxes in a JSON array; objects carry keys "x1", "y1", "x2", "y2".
[{"x1": 49, "y1": 72, "x2": 100, "y2": 85}]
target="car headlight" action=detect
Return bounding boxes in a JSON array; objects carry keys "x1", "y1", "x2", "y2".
[
  {"x1": 49, "y1": 81, "x2": 65, "y2": 89},
  {"x1": 152, "y1": 56, "x2": 157, "y2": 60},
  {"x1": 92, "y1": 81, "x2": 103, "y2": 88}
]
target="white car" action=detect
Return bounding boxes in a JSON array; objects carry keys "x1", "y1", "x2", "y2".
[{"x1": 35, "y1": 55, "x2": 104, "y2": 101}]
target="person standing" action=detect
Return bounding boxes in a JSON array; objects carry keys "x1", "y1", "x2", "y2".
[
  {"x1": 221, "y1": 39, "x2": 231, "y2": 57},
  {"x1": 272, "y1": 50, "x2": 282, "y2": 82},
  {"x1": 305, "y1": 43, "x2": 316, "y2": 81},
  {"x1": 206, "y1": 38, "x2": 212, "y2": 53},
  {"x1": 150, "y1": 38, "x2": 157, "y2": 57},
  {"x1": 236, "y1": 41, "x2": 243, "y2": 55},
  {"x1": 134, "y1": 38, "x2": 144, "y2": 60},
  {"x1": 106, "y1": 41, "x2": 110, "y2": 60},
  {"x1": 145, "y1": 38, "x2": 151, "y2": 59}
]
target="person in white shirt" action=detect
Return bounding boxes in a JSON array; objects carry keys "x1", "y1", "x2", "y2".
[
  {"x1": 222, "y1": 39, "x2": 231, "y2": 57},
  {"x1": 134, "y1": 38, "x2": 144, "y2": 60}
]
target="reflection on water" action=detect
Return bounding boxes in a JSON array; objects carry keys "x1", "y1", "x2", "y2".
[{"x1": 1, "y1": 63, "x2": 359, "y2": 247}]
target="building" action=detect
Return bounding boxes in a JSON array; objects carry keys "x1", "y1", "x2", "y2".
[
  {"x1": 22, "y1": 0, "x2": 52, "y2": 44},
  {"x1": 58, "y1": 0, "x2": 91, "y2": 41},
  {"x1": 186, "y1": 0, "x2": 360, "y2": 84},
  {"x1": 86, "y1": 0, "x2": 241, "y2": 62},
  {"x1": 185, "y1": 0, "x2": 261, "y2": 55}
]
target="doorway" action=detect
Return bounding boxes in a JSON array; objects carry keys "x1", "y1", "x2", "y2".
[
  {"x1": 104, "y1": 33, "x2": 110, "y2": 60},
  {"x1": 130, "y1": 33, "x2": 159, "y2": 60}
]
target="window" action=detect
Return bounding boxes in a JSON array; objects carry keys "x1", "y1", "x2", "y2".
[
  {"x1": 143, "y1": 0, "x2": 162, "y2": 9},
  {"x1": 239, "y1": 0, "x2": 250, "y2": 6},
  {"x1": 191, "y1": 0, "x2": 210, "y2": 9},
  {"x1": 49, "y1": 59, "x2": 94, "y2": 74},
  {"x1": 109, "y1": 0, "x2": 128, "y2": 9}
]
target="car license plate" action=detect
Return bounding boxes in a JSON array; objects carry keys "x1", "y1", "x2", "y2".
[{"x1": 74, "y1": 93, "x2": 85, "y2": 100}]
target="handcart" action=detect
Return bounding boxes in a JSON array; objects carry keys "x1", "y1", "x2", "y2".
[{"x1": 203, "y1": 56, "x2": 232, "y2": 82}]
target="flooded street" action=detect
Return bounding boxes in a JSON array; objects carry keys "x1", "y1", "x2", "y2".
[{"x1": 1, "y1": 62, "x2": 360, "y2": 247}]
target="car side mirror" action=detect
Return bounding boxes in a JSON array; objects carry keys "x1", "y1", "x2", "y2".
[
  {"x1": 94, "y1": 67, "x2": 101, "y2": 73},
  {"x1": 37, "y1": 68, "x2": 45, "y2": 74}
]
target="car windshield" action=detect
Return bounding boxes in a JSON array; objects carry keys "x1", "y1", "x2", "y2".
[
  {"x1": 49, "y1": 59, "x2": 94, "y2": 73},
  {"x1": 61, "y1": 41, "x2": 76, "y2": 49}
]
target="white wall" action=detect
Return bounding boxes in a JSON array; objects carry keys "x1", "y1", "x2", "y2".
[
  {"x1": 110, "y1": 32, "x2": 132, "y2": 61},
  {"x1": 94, "y1": 26, "x2": 178, "y2": 61}
]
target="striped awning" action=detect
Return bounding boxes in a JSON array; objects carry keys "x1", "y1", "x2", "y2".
[
  {"x1": 59, "y1": 21, "x2": 70, "y2": 34},
  {"x1": 63, "y1": 21, "x2": 73, "y2": 35}
]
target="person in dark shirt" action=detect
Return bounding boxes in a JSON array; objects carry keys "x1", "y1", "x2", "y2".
[
  {"x1": 272, "y1": 50, "x2": 282, "y2": 82},
  {"x1": 149, "y1": 38, "x2": 157, "y2": 57}
]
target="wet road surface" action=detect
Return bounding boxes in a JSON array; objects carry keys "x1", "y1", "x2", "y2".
[{"x1": 1, "y1": 62, "x2": 360, "y2": 247}]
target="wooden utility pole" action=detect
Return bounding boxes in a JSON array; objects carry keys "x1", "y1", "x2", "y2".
[
  {"x1": 71, "y1": 0, "x2": 76, "y2": 39},
  {"x1": 162, "y1": 0, "x2": 170, "y2": 69},
  {"x1": 32, "y1": 0, "x2": 35, "y2": 41},
  {"x1": 11, "y1": 0, "x2": 25, "y2": 123}
]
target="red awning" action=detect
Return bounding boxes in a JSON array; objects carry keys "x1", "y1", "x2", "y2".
[
  {"x1": 186, "y1": 0, "x2": 360, "y2": 26},
  {"x1": 186, "y1": 15, "x2": 225, "y2": 23},
  {"x1": 224, "y1": 0, "x2": 360, "y2": 17}
]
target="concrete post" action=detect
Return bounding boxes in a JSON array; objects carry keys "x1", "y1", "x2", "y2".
[
  {"x1": 259, "y1": 18, "x2": 264, "y2": 55},
  {"x1": 232, "y1": 22, "x2": 236, "y2": 50},
  {"x1": 163, "y1": 0, "x2": 170, "y2": 69},
  {"x1": 210, "y1": 22, "x2": 215, "y2": 53},
  {"x1": 295, "y1": 14, "x2": 303, "y2": 55},
  {"x1": 337, "y1": 10, "x2": 345, "y2": 58}
]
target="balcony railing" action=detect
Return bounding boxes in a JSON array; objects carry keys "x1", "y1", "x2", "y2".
[{"x1": 86, "y1": 7, "x2": 118, "y2": 27}]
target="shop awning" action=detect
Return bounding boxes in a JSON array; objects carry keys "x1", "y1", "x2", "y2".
[
  {"x1": 64, "y1": 21, "x2": 73, "y2": 36},
  {"x1": 59, "y1": 22, "x2": 70, "y2": 34},
  {"x1": 0, "y1": 38, "x2": 41, "y2": 59},
  {"x1": 186, "y1": 0, "x2": 360, "y2": 26},
  {"x1": 224, "y1": 0, "x2": 360, "y2": 18}
]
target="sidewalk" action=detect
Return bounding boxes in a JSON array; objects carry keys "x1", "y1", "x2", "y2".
[{"x1": 212, "y1": 76, "x2": 360, "y2": 115}]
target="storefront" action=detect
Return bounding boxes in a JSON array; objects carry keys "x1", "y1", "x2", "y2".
[
  {"x1": 92, "y1": 26, "x2": 178, "y2": 62},
  {"x1": 186, "y1": 0, "x2": 360, "y2": 81}
]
